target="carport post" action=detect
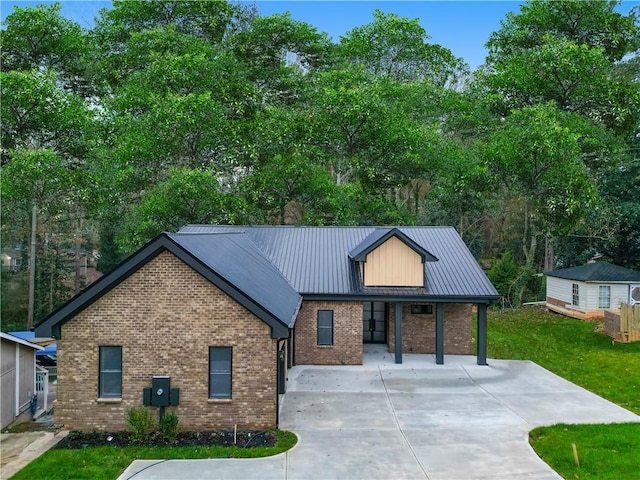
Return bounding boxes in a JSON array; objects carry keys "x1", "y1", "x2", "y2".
[
  {"x1": 435, "y1": 303, "x2": 444, "y2": 365},
  {"x1": 477, "y1": 303, "x2": 488, "y2": 365},
  {"x1": 394, "y1": 303, "x2": 402, "y2": 364}
]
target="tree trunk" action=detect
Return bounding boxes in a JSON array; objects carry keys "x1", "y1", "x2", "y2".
[
  {"x1": 544, "y1": 235, "x2": 555, "y2": 272},
  {"x1": 27, "y1": 204, "x2": 37, "y2": 329}
]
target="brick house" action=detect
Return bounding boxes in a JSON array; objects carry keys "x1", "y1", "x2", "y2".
[{"x1": 36, "y1": 226, "x2": 498, "y2": 432}]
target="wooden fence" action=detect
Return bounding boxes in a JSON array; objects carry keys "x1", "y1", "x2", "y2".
[{"x1": 604, "y1": 303, "x2": 640, "y2": 343}]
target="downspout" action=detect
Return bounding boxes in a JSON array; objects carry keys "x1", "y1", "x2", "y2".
[{"x1": 275, "y1": 338, "x2": 285, "y2": 429}]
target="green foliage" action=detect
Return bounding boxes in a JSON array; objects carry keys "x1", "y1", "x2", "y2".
[
  {"x1": 118, "y1": 167, "x2": 246, "y2": 252},
  {"x1": 1, "y1": 0, "x2": 639, "y2": 323},
  {"x1": 339, "y1": 9, "x2": 467, "y2": 86},
  {"x1": 530, "y1": 423, "x2": 640, "y2": 480},
  {"x1": 126, "y1": 407, "x2": 156, "y2": 443},
  {"x1": 11, "y1": 430, "x2": 297, "y2": 480},
  {"x1": 0, "y1": 2, "x2": 91, "y2": 93},
  {"x1": 487, "y1": 251, "x2": 521, "y2": 308},
  {"x1": 159, "y1": 412, "x2": 179, "y2": 441}
]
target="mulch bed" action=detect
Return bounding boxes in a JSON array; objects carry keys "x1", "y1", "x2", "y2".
[{"x1": 56, "y1": 430, "x2": 278, "y2": 449}]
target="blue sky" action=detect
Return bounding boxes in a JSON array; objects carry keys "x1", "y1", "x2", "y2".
[{"x1": 1, "y1": 1, "x2": 639, "y2": 69}]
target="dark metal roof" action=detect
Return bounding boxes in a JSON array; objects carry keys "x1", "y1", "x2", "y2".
[
  {"x1": 179, "y1": 226, "x2": 499, "y2": 301},
  {"x1": 349, "y1": 227, "x2": 438, "y2": 263},
  {"x1": 35, "y1": 234, "x2": 298, "y2": 339},
  {"x1": 168, "y1": 232, "x2": 301, "y2": 328},
  {"x1": 545, "y1": 261, "x2": 640, "y2": 283}
]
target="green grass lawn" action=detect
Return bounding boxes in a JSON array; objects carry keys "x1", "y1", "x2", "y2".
[
  {"x1": 487, "y1": 307, "x2": 640, "y2": 479},
  {"x1": 9, "y1": 429, "x2": 297, "y2": 480},
  {"x1": 487, "y1": 308, "x2": 640, "y2": 414}
]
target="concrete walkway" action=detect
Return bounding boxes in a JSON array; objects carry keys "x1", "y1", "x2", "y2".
[{"x1": 119, "y1": 348, "x2": 639, "y2": 480}]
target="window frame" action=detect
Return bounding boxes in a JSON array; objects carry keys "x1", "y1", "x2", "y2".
[
  {"x1": 317, "y1": 310, "x2": 334, "y2": 346},
  {"x1": 98, "y1": 346, "x2": 122, "y2": 399},
  {"x1": 598, "y1": 285, "x2": 611, "y2": 309},
  {"x1": 209, "y1": 346, "x2": 232, "y2": 399},
  {"x1": 572, "y1": 283, "x2": 580, "y2": 306}
]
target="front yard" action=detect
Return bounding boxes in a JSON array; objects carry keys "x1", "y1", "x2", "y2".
[
  {"x1": 487, "y1": 307, "x2": 640, "y2": 479},
  {"x1": 9, "y1": 307, "x2": 640, "y2": 480}
]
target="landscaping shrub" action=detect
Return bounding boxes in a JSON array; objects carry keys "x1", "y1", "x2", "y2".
[
  {"x1": 126, "y1": 407, "x2": 155, "y2": 443},
  {"x1": 159, "y1": 412, "x2": 179, "y2": 441}
]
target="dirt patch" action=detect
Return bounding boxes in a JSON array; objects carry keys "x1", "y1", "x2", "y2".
[{"x1": 56, "y1": 430, "x2": 277, "y2": 449}]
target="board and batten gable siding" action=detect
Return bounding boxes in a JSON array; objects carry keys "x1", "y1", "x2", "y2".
[
  {"x1": 56, "y1": 251, "x2": 278, "y2": 432},
  {"x1": 364, "y1": 236, "x2": 423, "y2": 287}
]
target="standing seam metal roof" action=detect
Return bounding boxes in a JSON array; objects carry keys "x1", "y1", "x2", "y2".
[
  {"x1": 178, "y1": 225, "x2": 498, "y2": 299},
  {"x1": 168, "y1": 232, "x2": 301, "y2": 328}
]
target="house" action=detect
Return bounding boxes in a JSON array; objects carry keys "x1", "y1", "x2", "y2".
[
  {"x1": 1, "y1": 332, "x2": 44, "y2": 429},
  {"x1": 9, "y1": 331, "x2": 57, "y2": 376},
  {"x1": 35, "y1": 226, "x2": 499, "y2": 432},
  {"x1": 545, "y1": 261, "x2": 640, "y2": 320}
]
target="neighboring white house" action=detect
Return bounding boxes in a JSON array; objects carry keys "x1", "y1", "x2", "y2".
[
  {"x1": 1, "y1": 332, "x2": 44, "y2": 429},
  {"x1": 545, "y1": 261, "x2": 640, "y2": 320}
]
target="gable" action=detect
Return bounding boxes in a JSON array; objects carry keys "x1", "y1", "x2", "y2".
[
  {"x1": 363, "y1": 236, "x2": 424, "y2": 287},
  {"x1": 35, "y1": 234, "x2": 297, "y2": 340}
]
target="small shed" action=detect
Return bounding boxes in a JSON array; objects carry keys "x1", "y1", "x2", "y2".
[
  {"x1": 1, "y1": 332, "x2": 44, "y2": 429},
  {"x1": 545, "y1": 261, "x2": 640, "y2": 320}
]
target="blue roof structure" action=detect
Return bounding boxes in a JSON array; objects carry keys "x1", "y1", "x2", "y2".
[{"x1": 8, "y1": 331, "x2": 56, "y2": 356}]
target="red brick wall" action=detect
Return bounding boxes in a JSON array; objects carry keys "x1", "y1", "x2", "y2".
[
  {"x1": 387, "y1": 303, "x2": 474, "y2": 354},
  {"x1": 294, "y1": 301, "x2": 362, "y2": 365},
  {"x1": 57, "y1": 251, "x2": 278, "y2": 432}
]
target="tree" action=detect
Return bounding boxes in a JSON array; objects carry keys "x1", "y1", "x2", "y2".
[
  {"x1": 339, "y1": 9, "x2": 467, "y2": 87},
  {"x1": 117, "y1": 168, "x2": 247, "y2": 252},
  {"x1": 93, "y1": 0, "x2": 255, "y2": 87},
  {"x1": 483, "y1": 0, "x2": 640, "y2": 137},
  {"x1": 0, "y1": 69, "x2": 91, "y2": 161},
  {"x1": 232, "y1": 13, "x2": 334, "y2": 104},
  {"x1": 0, "y1": 2, "x2": 92, "y2": 94},
  {"x1": 477, "y1": 103, "x2": 598, "y2": 269}
]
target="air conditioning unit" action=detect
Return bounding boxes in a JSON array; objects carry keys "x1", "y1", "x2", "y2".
[{"x1": 630, "y1": 285, "x2": 640, "y2": 306}]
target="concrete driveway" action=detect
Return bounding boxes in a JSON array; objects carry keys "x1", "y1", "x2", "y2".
[{"x1": 118, "y1": 347, "x2": 640, "y2": 480}]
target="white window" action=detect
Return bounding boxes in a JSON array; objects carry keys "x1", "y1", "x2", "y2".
[
  {"x1": 572, "y1": 284, "x2": 579, "y2": 306},
  {"x1": 598, "y1": 286, "x2": 611, "y2": 309}
]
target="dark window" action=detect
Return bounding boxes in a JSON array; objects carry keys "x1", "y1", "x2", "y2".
[
  {"x1": 99, "y1": 346, "x2": 122, "y2": 398},
  {"x1": 209, "y1": 347, "x2": 232, "y2": 398},
  {"x1": 317, "y1": 310, "x2": 334, "y2": 345},
  {"x1": 572, "y1": 283, "x2": 579, "y2": 306},
  {"x1": 410, "y1": 304, "x2": 433, "y2": 314}
]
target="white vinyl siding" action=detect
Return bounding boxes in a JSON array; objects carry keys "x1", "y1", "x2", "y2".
[
  {"x1": 547, "y1": 276, "x2": 632, "y2": 314},
  {"x1": 584, "y1": 283, "x2": 628, "y2": 312}
]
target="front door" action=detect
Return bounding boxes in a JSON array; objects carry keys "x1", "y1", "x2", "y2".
[{"x1": 363, "y1": 302, "x2": 386, "y2": 343}]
